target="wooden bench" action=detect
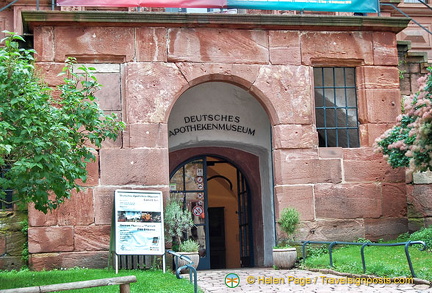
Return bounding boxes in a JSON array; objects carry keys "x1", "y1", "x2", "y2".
[{"x1": 0, "y1": 275, "x2": 137, "y2": 293}]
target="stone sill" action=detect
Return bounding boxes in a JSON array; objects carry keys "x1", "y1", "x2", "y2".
[{"x1": 22, "y1": 11, "x2": 410, "y2": 34}]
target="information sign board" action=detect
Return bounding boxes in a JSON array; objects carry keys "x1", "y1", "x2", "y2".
[{"x1": 114, "y1": 190, "x2": 165, "y2": 255}]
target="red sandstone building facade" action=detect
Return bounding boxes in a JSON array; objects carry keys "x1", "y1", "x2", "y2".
[{"x1": 1, "y1": 1, "x2": 431, "y2": 270}]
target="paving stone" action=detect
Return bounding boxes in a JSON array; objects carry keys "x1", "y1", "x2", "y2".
[{"x1": 197, "y1": 268, "x2": 431, "y2": 293}]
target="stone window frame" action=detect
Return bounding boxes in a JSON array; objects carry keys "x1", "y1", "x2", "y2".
[{"x1": 313, "y1": 67, "x2": 360, "y2": 148}]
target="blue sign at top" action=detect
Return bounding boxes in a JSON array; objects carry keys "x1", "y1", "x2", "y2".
[{"x1": 227, "y1": 0, "x2": 379, "y2": 13}]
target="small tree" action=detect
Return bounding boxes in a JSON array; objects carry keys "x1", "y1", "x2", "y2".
[
  {"x1": 276, "y1": 207, "x2": 300, "y2": 247},
  {"x1": 375, "y1": 68, "x2": 432, "y2": 172},
  {"x1": 0, "y1": 32, "x2": 125, "y2": 213},
  {"x1": 164, "y1": 199, "x2": 194, "y2": 249}
]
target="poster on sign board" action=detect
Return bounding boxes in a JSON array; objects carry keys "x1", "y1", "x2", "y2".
[{"x1": 114, "y1": 190, "x2": 165, "y2": 255}]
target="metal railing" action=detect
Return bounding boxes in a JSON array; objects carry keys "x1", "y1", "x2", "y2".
[
  {"x1": 0, "y1": 0, "x2": 56, "y2": 12},
  {"x1": 166, "y1": 250, "x2": 198, "y2": 293},
  {"x1": 381, "y1": 3, "x2": 432, "y2": 35},
  {"x1": 301, "y1": 240, "x2": 427, "y2": 278}
]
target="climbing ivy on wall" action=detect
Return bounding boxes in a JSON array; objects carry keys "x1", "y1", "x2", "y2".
[{"x1": 0, "y1": 32, "x2": 125, "y2": 213}]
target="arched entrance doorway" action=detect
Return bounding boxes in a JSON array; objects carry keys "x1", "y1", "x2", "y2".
[
  {"x1": 170, "y1": 155, "x2": 253, "y2": 269},
  {"x1": 168, "y1": 81, "x2": 274, "y2": 268}
]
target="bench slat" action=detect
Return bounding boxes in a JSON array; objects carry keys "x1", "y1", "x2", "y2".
[{"x1": 0, "y1": 276, "x2": 137, "y2": 293}]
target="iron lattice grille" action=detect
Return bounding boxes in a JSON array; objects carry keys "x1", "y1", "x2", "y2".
[{"x1": 314, "y1": 67, "x2": 360, "y2": 148}]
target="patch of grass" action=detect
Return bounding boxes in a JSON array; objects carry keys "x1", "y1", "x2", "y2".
[
  {"x1": 301, "y1": 242, "x2": 432, "y2": 281},
  {"x1": 0, "y1": 268, "x2": 198, "y2": 292}
]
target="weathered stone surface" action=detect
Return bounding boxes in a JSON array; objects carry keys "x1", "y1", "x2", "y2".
[
  {"x1": 136, "y1": 27, "x2": 167, "y2": 62},
  {"x1": 269, "y1": 31, "x2": 301, "y2": 65},
  {"x1": 275, "y1": 185, "x2": 314, "y2": 221},
  {"x1": 28, "y1": 227, "x2": 74, "y2": 253},
  {"x1": 57, "y1": 189, "x2": 95, "y2": 226},
  {"x1": 75, "y1": 225, "x2": 111, "y2": 251},
  {"x1": 35, "y1": 63, "x2": 65, "y2": 86},
  {"x1": 365, "y1": 89, "x2": 401, "y2": 123},
  {"x1": 100, "y1": 148, "x2": 169, "y2": 186},
  {"x1": 94, "y1": 187, "x2": 115, "y2": 225},
  {"x1": 382, "y1": 183, "x2": 407, "y2": 217},
  {"x1": 127, "y1": 123, "x2": 168, "y2": 149},
  {"x1": 168, "y1": 28, "x2": 268, "y2": 64},
  {"x1": 176, "y1": 62, "x2": 261, "y2": 88},
  {"x1": 372, "y1": 32, "x2": 398, "y2": 66},
  {"x1": 33, "y1": 26, "x2": 55, "y2": 62},
  {"x1": 0, "y1": 255, "x2": 25, "y2": 271},
  {"x1": 301, "y1": 32, "x2": 373, "y2": 65},
  {"x1": 0, "y1": 235, "x2": 6, "y2": 255},
  {"x1": 344, "y1": 157, "x2": 405, "y2": 183},
  {"x1": 315, "y1": 183, "x2": 382, "y2": 219},
  {"x1": 125, "y1": 62, "x2": 186, "y2": 124},
  {"x1": 6, "y1": 232, "x2": 26, "y2": 256},
  {"x1": 53, "y1": 26, "x2": 135, "y2": 62},
  {"x1": 408, "y1": 184, "x2": 432, "y2": 217},
  {"x1": 94, "y1": 72, "x2": 122, "y2": 111},
  {"x1": 360, "y1": 123, "x2": 397, "y2": 147},
  {"x1": 297, "y1": 219, "x2": 365, "y2": 241},
  {"x1": 30, "y1": 251, "x2": 109, "y2": 270},
  {"x1": 358, "y1": 67, "x2": 400, "y2": 89},
  {"x1": 274, "y1": 153, "x2": 342, "y2": 185},
  {"x1": 77, "y1": 156, "x2": 99, "y2": 187},
  {"x1": 272, "y1": 124, "x2": 317, "y2": 149},
  {"x1": 252, "y1": 65, "x2": 313, "y2": 125},
  {"x1": 365, "y1": 217, "x2": 408, "y2": 241},
  {"x1": 28, "y1": 205, "x2": 58, "y2": 227},
  {"x1": 318, "y1": 147, "x2": 343, "y2": 159},
  {"x1": 413, "y1": 171, "x2": 432, "y2": 184}
]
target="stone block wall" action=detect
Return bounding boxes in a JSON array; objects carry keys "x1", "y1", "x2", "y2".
[
  {"x1": 23, "y1": 13, "x2": 411, "y2": 269},
  {"x1": 0, "y1": 210, "x2": 27, "y2": 270}
]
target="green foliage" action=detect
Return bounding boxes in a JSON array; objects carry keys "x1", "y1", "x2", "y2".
[
  {"x1": 375, "y1": 68, "x2": 432, "y2": 172},
  {"x1": 408, "y1": 226, "x2": 432, "y2": 251},
  {"x1": 19, "y1": 219, "x2": 29, "y2": 263},
  {"x1": 0, "y1": 268, "x2": 198, "y2": 292},
  {"x1": 278, "y1": 208, "x2": 300, "y2": 238},
  {"x1": 302, "y1": 240, "x2": 432, "y2": 280},
  {"x1": 306, "y1": 244, "x2": 328, "y2": 258},
  {"x1": 356, "y1": 237, "x2": 372, "y2": 243},
  {"x1": 164, "y1": 200, "x2": 194, "y2": 248},
  {"x1": 179, "y1": 239, "x2": 199, "y2": 252},
  {"x1": 275, "y1": 207, "x2": 300, "y2": 248},
  {"x1": 0, "y1": 31, "x2": 125, "y2": 213}
]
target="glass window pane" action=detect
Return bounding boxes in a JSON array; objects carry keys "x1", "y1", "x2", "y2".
[
  {"x1": 323, "y1": 68, "x2": 334, "y2": 86},
  {"x1": 347, "y1": 109, "x2": 358, "y2": 127},
  {"x1": 348, "y1": 129, "x2": 360, "y2": 148},
  {"x1": 327, "y1": 129, "x2": 337, "y2": 147},
  {"x1": 170, "y1": 168, "x2": 184, "y2": 192},
  {"x1": 314, "y1": 89, "x2": 325, "y2": 107},
  {"x1": 314, "y1": 67, "x2": 359, "y2": 148},
  {"x1": 314, "y1": 68, "x2": 323, "y2": 87},
  {"x1": 324, "y1": 89, "x2": 335, "y2": 106},
  {"x1": 184, "y1": 160, "x2": 204, "y2": 190}
]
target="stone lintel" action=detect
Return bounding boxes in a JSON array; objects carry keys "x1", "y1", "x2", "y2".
[{"x1": 22, "y1": 11, "x2": 410, "y2": 34}]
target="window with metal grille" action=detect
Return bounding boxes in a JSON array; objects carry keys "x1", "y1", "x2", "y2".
[
  {"x1": 0, "y1": 167, "x2": 13, "y2": 210},
  {"x1": 314, "y1": 67, "x2": 360, "y2": 148}
]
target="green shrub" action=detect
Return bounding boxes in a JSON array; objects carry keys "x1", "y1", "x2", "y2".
[
  {"x1": 179, "y1": 239, "x2": 199, "y2": 252},
  {"x1": 278, "y1": 208, "x2": 300, "y2": 238},
  {"x1": 409, "y1": 227, "x2": 432, "y2": 250}
]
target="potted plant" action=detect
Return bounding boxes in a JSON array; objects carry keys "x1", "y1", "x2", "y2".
[
  {"x1": 164, "y1": 199, "x2": 200, "y2": 270},
  {"x1": 177, "y1": 238, "x2": 200, "y2": 270},
  {"x1": 273, "y1": 207, "x2": 300, "y2": 269}
]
